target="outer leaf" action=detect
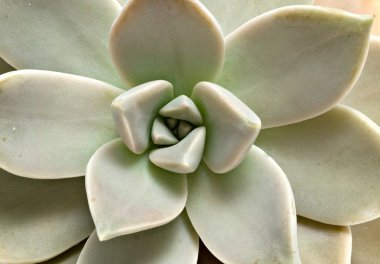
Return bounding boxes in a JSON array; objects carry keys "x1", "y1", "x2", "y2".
[
  {"x1": 343, "y1": 37, "x2": 380, "y2": 125},
  {"x1": 351, "y1": 217, "x2": 380, "y2": 264},
  {"x1": 186, "y1": 146, "x2": 300, "y2": 264},
  {"x1": 77, "y1": 213, "x2": 198, "y2": 264},
  {"x1": 218, "y1": 6, "x2": 373, "y2": 128},
  {"x1": 256, "y1": 105, "x2": 380, "y2": 225},
  {"x1": 86, "y1": 138, "x2": 187, "y2": 241},
  {"x1": 109, "y1": 0, "x2": 224, "y2": 96},
  {"x1": 0, "y1": 169, "x2": 93, "y2": 263},
  {"x1": 0, "y1": 57, "x2": 14, "y2": 74},
  {"x1": 298, "y1": 217, "x2": 352, "y2": 264},
  {"x1": 200, "y1": 0, "x2": 314, "y2": 36},
  {"x1": 315, "y1": 0, "x2": 380, "y2": 35},
  {"x1": 0, "y1": 70, "x2": 123, "y2": 179},
  {"x1": 0, "y1": 0, "x2": 125, "y2": 88}
]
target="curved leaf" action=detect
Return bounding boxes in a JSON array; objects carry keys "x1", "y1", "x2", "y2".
[
  {"x1": 0, "y1": 70, "x2": 123, "y2": 179},
  {"x1": 0, "y1": 0, "x2": 125, "y2": 88},
  {"x1": 186, "y1": 146, "x2": 300, "y2": 263},
  {"x1": 86, "y1": 139, "x2": 187, "y2": 240},
  {"x1": 111, "y1": 80, "x2": 173, "y2": 154},
  {"x1": 218, "y1": 6, "x2": 373, "y2": 128},
  {"x1": 343, "y1": 36, "x2": 380, "y2": 125},
  {"x1": 109, "y1": 0, "x2": 224, "y2": 96},
  {"x1": 200, "y1": 0, "x2": 314, "y2": 35},
  {"x1": 0, "y1": 169, "x2": 93, "y2": 263},
  {"x1": 298, "y1": 217, "x2": 352, "y2": 264},
  {"x1": 78, "y1": 213, "x2": 198, "y2": 264},
  {"x1": 256, "y1": 105, "x2": 380, "y2": 225},
  {"x1": 191, "y1": 82, "x2": 261, "y2": 173}
]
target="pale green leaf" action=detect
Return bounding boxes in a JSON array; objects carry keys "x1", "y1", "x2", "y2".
[
  {"x1": 159, "y1": 95, "x2": 203, "y2": 126},
  {"x1": 218, "y1": 6, "x2": 373, "y2": 128},
  {"x1": 149, "y1": 127, "x2": 206, "y2": 173},
  {"x1": 109, "y1": 0, "x2": 224, "y2": 96},
  {"x1": 256, "y1": 105, "x2": 380, "y2": 225},
  {"x1": 200, "y1": 0, "x2": 314, "y2": 36},
  {"x1": 77, "y1": 213, "x2": 198, "y2": 264},
  {"x1": 186, "y1": 146, "x2": 300, "y2": 264},
  {"x1": 151, "y1": 117, "x2": 179, "y2": 145},
  {"x1": 111, "y1": 80, "x2": 173, "y2": 154},
  {"x1": 298, "y1": 217, "x2": 352, "y2": 264},
  {"x1": 343, "y1": 36, "x2": 380, "y2": 125},
  {"x1": 0, "y1": 0, "x2": 125, "y2": 88},
  {"x1": 86, "y1": 139, "x2": 187, "y2": 241},
  {"x1": 191, "y1": 82, "x2": 261, "y2": 173},
  {"x1": 0, "y1": 169, "x2": 93, "y2": 263},
  {"x1": 0, "y1": 70, "x2": 123, "y2": 179}
]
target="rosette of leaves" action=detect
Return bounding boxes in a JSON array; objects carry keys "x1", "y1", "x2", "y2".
[{"x1": 0, "y1": 0, "x2": 380, "y2": 263}]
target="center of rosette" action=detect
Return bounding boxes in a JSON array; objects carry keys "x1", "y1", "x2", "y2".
[
  {"x1": 150, "y1": 95, "x2": 203, "y2": 145},
  {"x1": 148, "y1": 95, "x2": 206, "y2": 174}
]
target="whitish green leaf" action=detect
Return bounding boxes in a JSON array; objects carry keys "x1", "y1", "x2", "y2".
[
  {"x1": 110, "y1": 0, "x2": 224, "y2": 96},
  {"x1": 86, "y1": 139, "x2": 187, "y2": 240},
  {"x1": 0, "y1": 169, "x2": 93, "y2": 263},
  {"x1": 187, "y1": 146, "x2": 300, "y2": 263},
  {"x1": 219, "y1": 6, "x2": 373, "y2": 128},
  {"x1": 0, "y1": 70, "x2": 123, "y2": 179},
  {"x1": 0, "y1": 0, "x2": 125, "y2": 88},
  {"x1": 256, "y1": 105, "x2": 380, "y2": 225},
  {"x1": 78, "y1": 213, "x2": 198, "y2": 264}
]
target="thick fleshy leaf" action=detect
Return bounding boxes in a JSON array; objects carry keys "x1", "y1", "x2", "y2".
[
  {"x1": 149, "y1": 127, "x2": 206, "y2": 173},
  {"x1": 86, "y1": 138, "x2": 187, "y2": 241},
  {"x1": 111, "y1": 80, "x2": 173, "y2": 154},
  {"x1": 42, "y1": 241, "x2": 85, "y2": 264},
  {"x1": 109, "y1": 0, "x2": 224, "y2": 96},
  {"x1": 159, "y1": 95, "x2": 203, "y2": 126},
  {"x1": 256, "y1": 105, "x2": 380, "y2": 225},
  {"x1": 0, "y1": 70, "x2": 123, "y2": 179},
  {"x1": 78, "y1": 213, "x2": 198, "y2": 264},
  {"x1": 315, "y1": 0, "x2": 380, "y2": 35},
  {"x1": 0, "y1": 57, "x2": 14, "y2": 74},
  {"x1": 298, "y1": 217, "x2": 352, "y2": 264},
  {"x1": 200, "y1": 0, "x2": 314, "y2": 36},
  {"x1": 0, "y1": 0, "x2": 125, "y2": 88},
  {"x1": 351, "y1": 217, "x2": 380, "y2": 263},
  {"x1": 218, "y1": 6, "x2": 373, "y2": 128},
  {"x1": 191, "y1": 82, "x2": 261, "y2": 173},
  {"x1": 343, "y1": 37, "x2": 380, "y2": 125},
  {"x1": 0, "y1": 169, "x2": 93, "y2": 263},
  {"x1": 151, "y1": 118, "x2": 179, "y2": 145},
  {"x1": 187, "y1": 146, "x2": 300, "y2": 264}
]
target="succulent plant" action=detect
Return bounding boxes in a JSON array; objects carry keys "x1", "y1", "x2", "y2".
[{"x1": 0, "y1": 0, "x2": 380, "y2": 263}]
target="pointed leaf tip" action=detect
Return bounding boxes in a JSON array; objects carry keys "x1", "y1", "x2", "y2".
[
  {"x1": 219, "y1": 5, "x2": 373, "y2": 128},
  {"x1": 86, "y1": 139, "x2": 187, "y2": 240}
]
